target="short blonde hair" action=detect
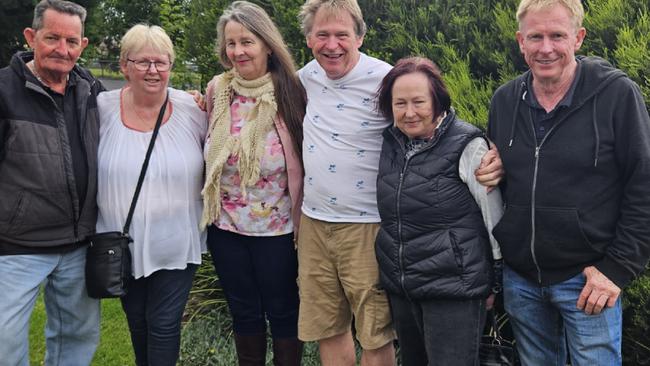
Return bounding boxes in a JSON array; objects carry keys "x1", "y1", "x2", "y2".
[
  {"x1": 299, "y1": 0, "x2": 366, "y2": 37},
  {"x1": 517, "y1": 0, "x2": 584, "y2": 30},
  {"x1": 119, "y1": 24, "x2": 175, "y2": 64}
]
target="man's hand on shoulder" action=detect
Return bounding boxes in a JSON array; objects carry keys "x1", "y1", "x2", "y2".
[
  {"x1": 475, "y1": 144, "x2": 503, "y2": 192},
  {"x1": 577, "y1": 266, "x2": 621, "y2": 315}
]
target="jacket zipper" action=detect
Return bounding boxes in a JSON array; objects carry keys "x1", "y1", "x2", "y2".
[
  {"x1": 28, "y1": 82, "x2": 80, "y2": 242},
  {"x1": 74, "y1": 81, "x2": 93, "y2": 242},
  {"x1": 530, "y1": 145, "x2": 541, "y2": 283},
  {"x1": 527, "y1": 108, "x2": 574, "y2": 284}
]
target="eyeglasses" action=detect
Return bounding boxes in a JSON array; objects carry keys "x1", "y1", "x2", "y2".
[{"x1": 127, "y1": 59, "x2": 172, "y2": 72}]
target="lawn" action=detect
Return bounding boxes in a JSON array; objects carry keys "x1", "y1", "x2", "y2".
[{"x1": 29, "y1": 294, "x2": 134, "y2": 366}]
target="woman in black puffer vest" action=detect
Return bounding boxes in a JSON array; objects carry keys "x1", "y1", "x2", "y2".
[{"x1": 375, "y1": 57, "x2": 504, "y2": 366}]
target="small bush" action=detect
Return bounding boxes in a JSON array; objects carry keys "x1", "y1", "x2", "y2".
[
  {"x1": 179, "y1": 307, "x2": 238, "y2": 366},
  {"x1": 623, "y1": 270, "x2": 650, "y2": 366},
  {"x1": 180, "y1": 256, "x2": 323, "y2": 365}
]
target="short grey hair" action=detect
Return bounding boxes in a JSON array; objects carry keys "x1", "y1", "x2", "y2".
[{"x1": 33, "y1": 0, "x2": 87, "y2": 35}]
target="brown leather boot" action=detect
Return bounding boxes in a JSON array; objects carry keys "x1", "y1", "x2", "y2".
[
  {"x1": 272, "y1": 337, "x2": 303, "y2": 366},
  {"x1": 234, "y1": 333, "x2": 267, "y2": 366}
]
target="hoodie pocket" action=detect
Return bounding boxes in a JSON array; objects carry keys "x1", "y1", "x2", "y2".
[
  {"x1": 492, "y1": 204, "x2": 536, "y2": 272},
  {"x1": 534, "y1": 207, "x2": 601, "y2": 268}
]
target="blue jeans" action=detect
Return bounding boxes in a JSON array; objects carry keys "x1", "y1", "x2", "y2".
[
  {"x1": 503, "y1": 265, "x2": 622, "y2": 366},
  {"x1": 207, "y1": 226, "x2": 299, "y2": 338},
  {"x1": 389, "y1": 293, "x2": 485, "y2": 366},
  {"x1": 120, "y1": 265, "x2": 197, "y2": 366},
  {"x1": 0, "y1": 247, "x2": 100, "y2": 366}
]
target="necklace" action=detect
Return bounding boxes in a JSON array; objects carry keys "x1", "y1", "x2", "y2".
[
  {"x1": 27, "y1": 61, "x2": 68, "y2": 87},
  {"x1": 128, "y1": 90, "x2": 168, "y2": 131},
  {"x1": 28, "y1": 61, "x2": 47, "y2": 85}
]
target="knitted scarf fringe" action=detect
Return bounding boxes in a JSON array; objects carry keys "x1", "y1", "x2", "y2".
[{"x1": 200, "y1": 70, "x2": 277, "y2": 228}]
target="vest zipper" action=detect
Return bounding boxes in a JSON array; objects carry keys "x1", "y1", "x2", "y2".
[
  {"x1": 396, "y1": 155, "x2": 412, "y2": 298},
  {"x1": 389, "y1": 125, "x2": 446, "y2": 297}
]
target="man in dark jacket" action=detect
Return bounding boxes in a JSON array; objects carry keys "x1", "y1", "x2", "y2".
[
  {"x1": 488, "y1": 0, "x2": 650, "y2": 365},
  {"x1": 0, "y1": 0, "x2": 104, "y2": 364}
]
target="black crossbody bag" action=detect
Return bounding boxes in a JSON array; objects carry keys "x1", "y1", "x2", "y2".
[
  {"x1": 85, "y1": 92, "x2": 169, "y2": 299},
  {"x1": 479, "y1": 309, "x2": 520, "y2": 366}
]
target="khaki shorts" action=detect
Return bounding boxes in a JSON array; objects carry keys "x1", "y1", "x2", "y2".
[{"x1": 297, "y1": 214, "x2": 395, "y2": 349}]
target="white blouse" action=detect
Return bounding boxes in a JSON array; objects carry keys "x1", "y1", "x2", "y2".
[{"x1": 96, "y1": 88, "x2": 207, "y2": 279}]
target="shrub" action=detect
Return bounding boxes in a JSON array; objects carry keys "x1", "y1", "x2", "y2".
[
  {"x1": 180, "y1": 256, "x2": 323, "y2": 365},
  {"x1": 622, "y1": 270, "x2": 650, "y2": 365}
]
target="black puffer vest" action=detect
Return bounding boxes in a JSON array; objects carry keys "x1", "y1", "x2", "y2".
[{"x1": 375, "y1": 112, "x2": 492, "y2": 300}]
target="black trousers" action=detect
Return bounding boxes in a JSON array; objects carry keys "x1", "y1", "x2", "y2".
[
  {"x1": 389, "y1": 293, "x2": 486, "y2": 366},
  {"x1": 121, "y1": 264, "x2": 197, "y2": 366},
  {"x1": 207, "y1": 226, "x2": 299, "y2": 338}
]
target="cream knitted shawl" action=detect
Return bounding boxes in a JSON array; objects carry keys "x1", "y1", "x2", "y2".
[{"x1": 201, "y1": 70, "x2": 277, "y2": 228}]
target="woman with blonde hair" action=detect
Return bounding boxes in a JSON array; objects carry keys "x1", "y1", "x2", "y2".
[
  {"x1": 96, "y1": 24, "x2": 206, "y2": 366},
  {"x1": 200, "y1": 1, "x2": 306, "y2": 365}
]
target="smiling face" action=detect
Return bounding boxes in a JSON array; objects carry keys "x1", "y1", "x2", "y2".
[
  {"x1": 392, "y1": 72, "x2": 439, "y2": 140},
  {"x1": 516, "y1": 3, "x2": 585, "y2": 88},
  {"x1": 306, "y1": 8, "x2": 363, "y2": 80},
  {"x1": 224, "y1": 21, "x2": 270, "y2": 80},
  {"x1": 23, "y1": 9, "x2": 88, "y2": 79},
  {"x1": 120, "y1": 46, "x2": 171, "y2": 96}
]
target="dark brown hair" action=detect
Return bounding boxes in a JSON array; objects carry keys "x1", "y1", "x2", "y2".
[{"x1": 376, "y1": 56, "x2": 451, "y2": 122}]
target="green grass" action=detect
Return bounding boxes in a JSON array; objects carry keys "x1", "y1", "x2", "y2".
[
  {"x1": 29, "y1": 294, "x2": 134, "y2": 366},
  {"x1": 87, "y1": 67, "x2": 123, "y2": 80}
]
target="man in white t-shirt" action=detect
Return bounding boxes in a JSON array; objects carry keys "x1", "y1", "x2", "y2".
[{"x1": 295, "y1": 1, "x2": 502, "y2": 365}]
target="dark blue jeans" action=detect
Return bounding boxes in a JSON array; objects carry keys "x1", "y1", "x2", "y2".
[
  {"x1": 207, "y1": 226, "x2": 299, "y2": 338},
  {"x1": 389, "y1": 293, "x2": 486, "y2": 366},
  {"x1": 120, "y1": 265, "x2": 197, "y2": 366}
]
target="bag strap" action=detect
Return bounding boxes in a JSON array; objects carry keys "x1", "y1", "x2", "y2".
[
  {"x1": 122, "y1": 91, "x2": 169, "y2": 235},
  {"x1": 487, "y1": 309, "x2": 505, "y2": 342}
]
